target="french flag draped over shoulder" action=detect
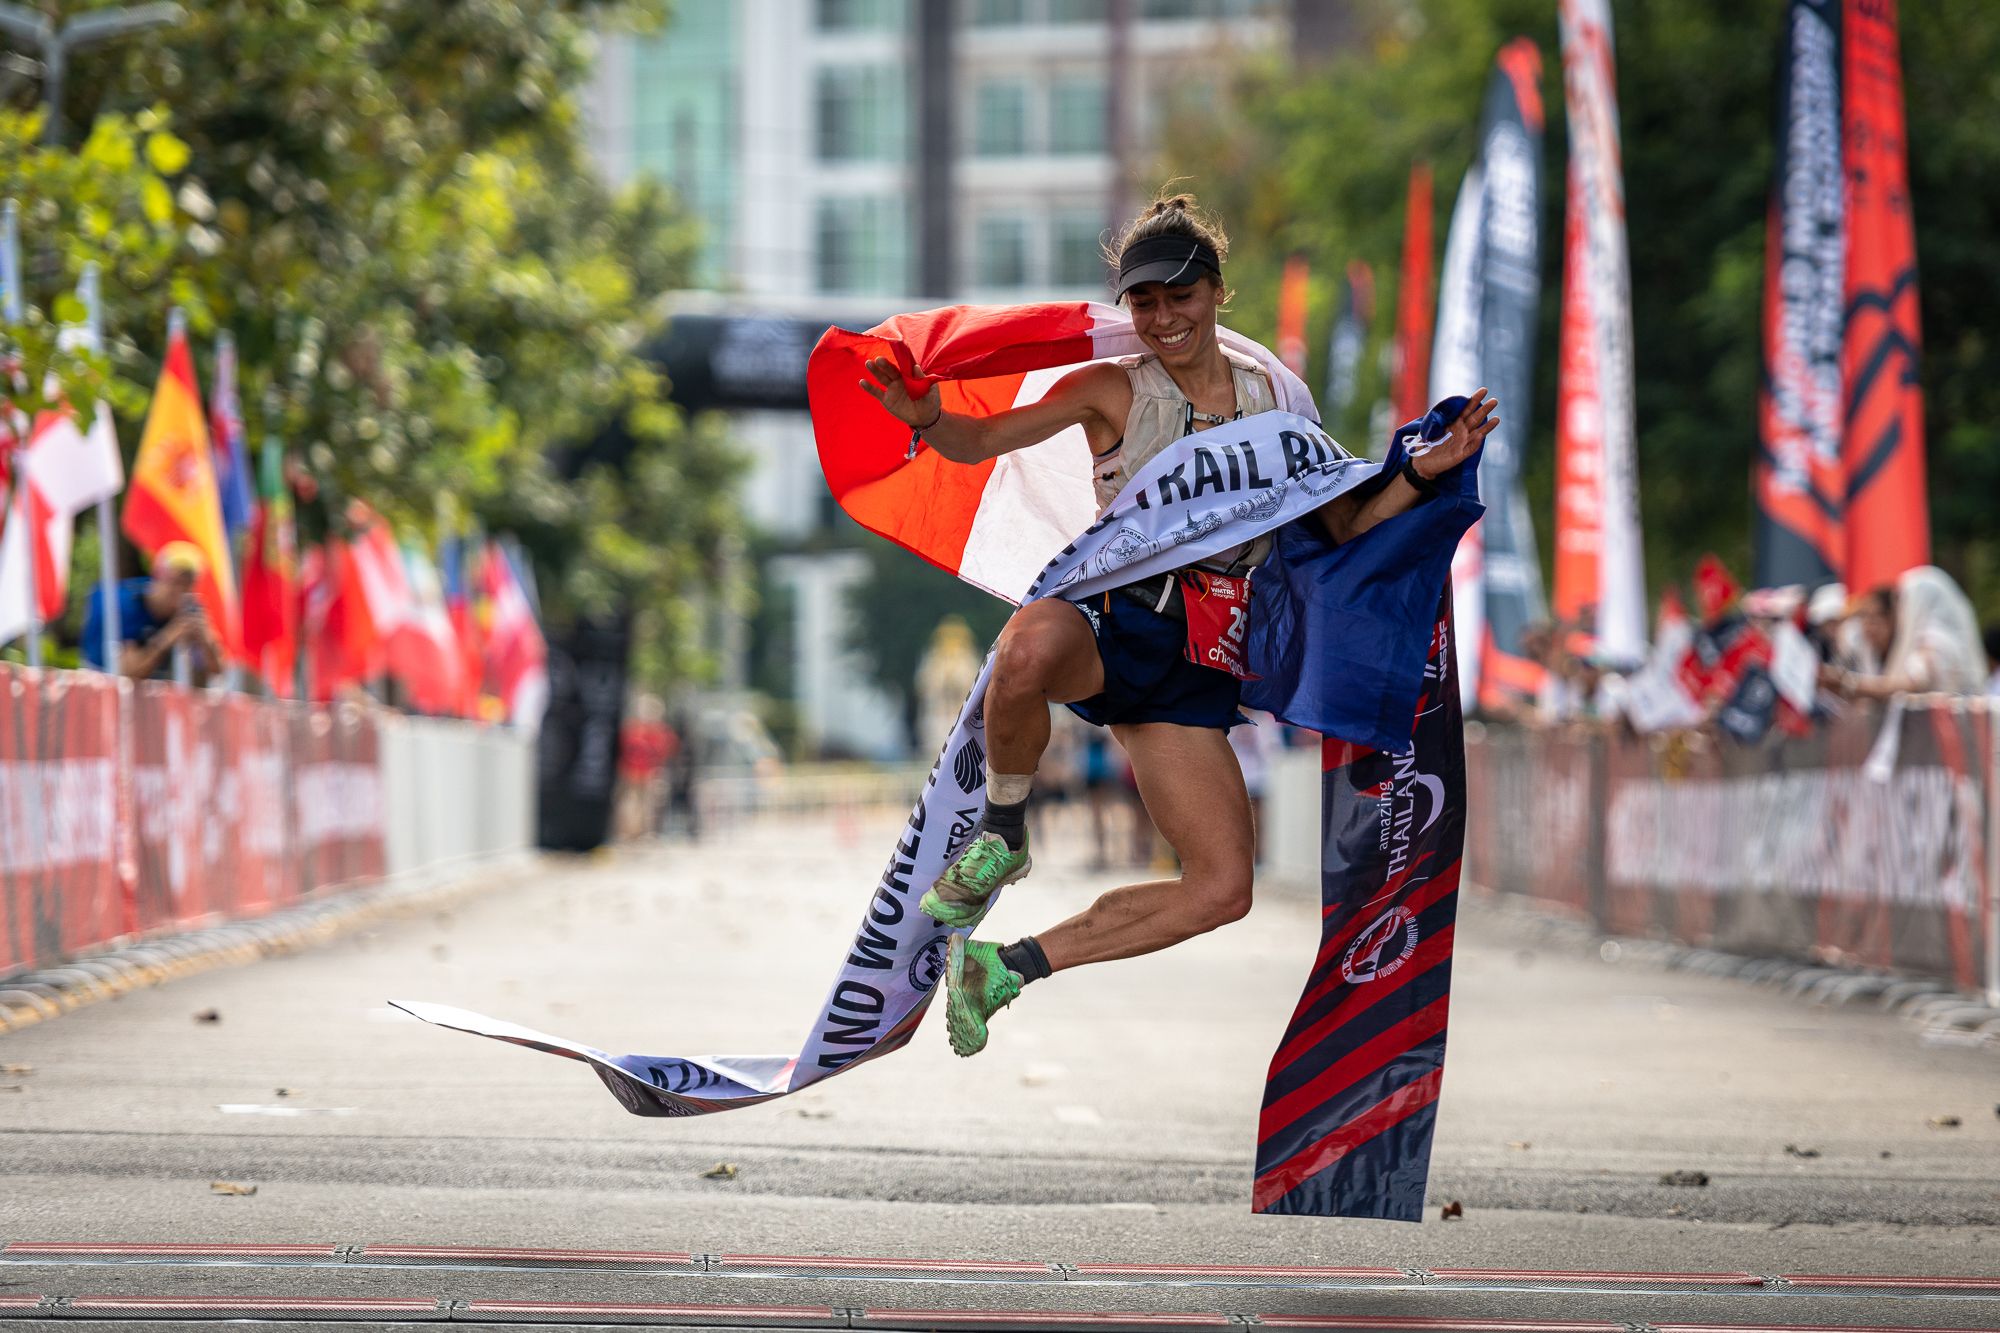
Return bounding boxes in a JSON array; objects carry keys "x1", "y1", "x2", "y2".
[{"x1": 397, "y1": 302, "x2": 1479, "y2": 1222}]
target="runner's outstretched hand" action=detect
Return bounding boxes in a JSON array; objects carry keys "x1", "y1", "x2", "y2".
[
  {"x1": 860, "y1": 355, "x2": 944, "y2": 430},
  {"x1": 1412, "y1": 387, "x2": 1498, "y2": 479}
]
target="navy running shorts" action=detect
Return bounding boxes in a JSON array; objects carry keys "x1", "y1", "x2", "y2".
[{"x1": 1061, "y1": 589, "x2": 1245, "y2": 731}]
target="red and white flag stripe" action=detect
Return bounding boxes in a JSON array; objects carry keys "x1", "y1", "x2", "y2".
[{"x1": 807, "y1": 301, "x2": 1314, "y2": 604}]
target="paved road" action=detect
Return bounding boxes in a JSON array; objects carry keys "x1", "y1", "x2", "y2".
[{"x1": 0, "y1": 809, "x2": 1995, "y2": 1328}]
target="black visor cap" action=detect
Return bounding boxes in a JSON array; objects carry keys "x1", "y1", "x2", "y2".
[{"x1": 1115, "y1": 235, "x2": 1221, "y2": 298}]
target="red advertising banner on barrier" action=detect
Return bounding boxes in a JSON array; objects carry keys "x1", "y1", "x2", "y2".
[
  {"x1": 2, "y1": 663, "x2": 387, "y2": 978},
  {"x1": 0, "y1": 668, "x2": 125, "y2": 974},
  {"x1": 291, "y1": 702, "x2": 386, "y2": 893},
  {"x1": 1469, "y1": 702, "x2": 1995, "y2": 993}
]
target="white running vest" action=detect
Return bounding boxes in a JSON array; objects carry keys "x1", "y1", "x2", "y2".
[{"x1": 1092, "y1": 347, "x2": 1278, "y2": 572}]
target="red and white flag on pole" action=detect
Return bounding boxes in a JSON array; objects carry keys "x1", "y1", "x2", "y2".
[
  {"x1": 0, "y1": 401, "x2": 122, "y2": 645},
  {"x1": 480, "y1": 540, "x2": 546, "y2": 728},
  {"x1": 386, "y1": 540, "x2": 463, "y2": 715}
]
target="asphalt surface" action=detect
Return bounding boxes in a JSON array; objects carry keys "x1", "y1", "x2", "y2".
[{"x1": 0, "y1": 806, "x2": 1995, "y2": 1329}]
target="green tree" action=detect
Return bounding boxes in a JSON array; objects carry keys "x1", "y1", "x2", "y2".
[{"x1": 1, "y1": 0, "x2": 740, "y2": 686}]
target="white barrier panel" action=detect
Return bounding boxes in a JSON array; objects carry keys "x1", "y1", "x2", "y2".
[
  {"x1": 1263, "y1": 746, "x2": 1322, "y2": 891},
  {"x1": 381, "y1": 715, "x2": 535, "y2": 878}
]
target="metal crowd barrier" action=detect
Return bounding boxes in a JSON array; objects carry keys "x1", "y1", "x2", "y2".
[{"x1": 1464, "y1": 697, "x2": 1999, "y2": 1004}]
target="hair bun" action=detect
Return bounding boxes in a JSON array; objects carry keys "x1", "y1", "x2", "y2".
[{"x1": 1106, "y1": 186, "x2": 1230, "y2": 294}]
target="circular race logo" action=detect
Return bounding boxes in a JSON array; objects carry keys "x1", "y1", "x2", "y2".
[
  {"x1": 910, "y1": 934, "x2": 950, "y2": 993},
  {"x1": 1339, "y1": 905, "x2": 1420, "y2": 984},
  {"x1": 1094, "y1": 526, "x2": 1151, "y2": 575}
]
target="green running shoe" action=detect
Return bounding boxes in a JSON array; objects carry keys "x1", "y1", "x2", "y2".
[
  {"x1": 919, "y1": 830, "x2": 1030, "y2": 929},
  {"x1": 944, "y1": 936, "x2": 1022, "y2": 1057}
]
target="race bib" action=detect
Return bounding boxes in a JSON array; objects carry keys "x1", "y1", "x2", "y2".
[{"x1": 1179, "y1": 570, "x2": 1256, "y2": 679}]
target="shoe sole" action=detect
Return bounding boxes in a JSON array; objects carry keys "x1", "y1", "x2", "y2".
[
  {"x1": 920, "y1": 853, "x2": 1032, "y2": 929},
  {"x1": 944, "y1": 934, "x2": 984, "y2": 1057}
]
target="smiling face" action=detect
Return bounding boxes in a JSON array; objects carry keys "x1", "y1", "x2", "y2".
[{"x1": 1124, "y1": 276, "x2": 1224, "y2": 370}]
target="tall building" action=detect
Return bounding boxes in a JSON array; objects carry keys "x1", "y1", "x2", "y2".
[
  {"x1": 587, "y1": 0, "x2": 1287, "y2": 301},
  {"x1": 583, "y1": 0, "x2": 1290, "y2": 756}
]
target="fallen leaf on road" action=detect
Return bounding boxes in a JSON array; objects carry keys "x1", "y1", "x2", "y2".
[
  {"x1": 1929, "y1": 1115, "x2": 1962, "y2": 1129},
  {"x1": 0, "y1": 1063, "x2": 32, "y2": 1075},
  {"x1": 209, "y1": 1181, "x2": 257, "y2": 1196},
  {"x1": 274, "y1": 1088, "x2": 294, "y2": 1098},
  {"x1": 1659, "y1": 1170, "x2": 1709, "y2": 1187},
  {"x1": 700, "y1": 1162, "x2": 738, "y2": 1180},
  {"x1": 1783, "y1": 1144, "x2": 1821, "y2": 1159},
  {"x1": 1507, "y1": 1141, "x2": 1532, "y2": 1151},
  {"x1": 1880, "y1": 1150, "x2": 1894, "y2": 1159},
  {"x1": 1439, "y1": 1201, "x2": 1463, "y2": 1220},
  {"x1": 193, "y1": 1009, "x2": 221, "y2": 1024},
  {"x1": 788, "y1": 1107, "x2": 834, "y2": 1120}
]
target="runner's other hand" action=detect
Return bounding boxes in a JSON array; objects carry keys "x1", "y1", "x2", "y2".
[
  {"x1": 1412, "y1": 387, "x2": 1498, "y2": 480},
  {"x1": 860, "y1": 355, "x2": 943, "y2": 430}
]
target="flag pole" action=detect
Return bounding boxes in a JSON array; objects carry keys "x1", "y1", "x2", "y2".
[
  {"x1": 215, "y1": 328, "x2": 240, "y2": 693},
  {"x1": 165, "y1": 305, "x2": 190, "y2": 689},
  {"x1": 80, "y1": 263, "x2": 121, "y2": 675},
  {"x1": 2, "y1": 197, "x2": 42, "y2": 668}
]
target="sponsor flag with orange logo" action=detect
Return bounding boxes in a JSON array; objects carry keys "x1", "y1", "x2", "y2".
[
  {"x1": 1554, "y1": 0, "x2": 1645, "y2": 664},
  {"x1": 1390, "y1": 162, "x2": 1433, "y2": 427},
  {"x1": 122, "y1": 320, "x2": 242, "y2": 660},
  {"x1": 1840, "y1": 0, "x2": 1927, "y2": 594},
  {"x1": 1274, "y1": 254, "x2": 1311, "y2": 380}
]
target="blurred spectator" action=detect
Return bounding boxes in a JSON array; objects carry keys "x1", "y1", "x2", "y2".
[
  {"x1": 914, "y1": 616, "x2": 981, "y2": 752},
  {"x1": 663, "y1": 703, "x2": 703, "y2": 840},
  {"x1": 1823, "y1": 566, "x2": 1987, "y2": 699},
  {"x1": 80, "y1": 542, "x2": 222, "y2": 680},
  {"x1": 1030, "y1": 708, "x2": 1080, "y2": 846},
  {"x1": 1984, "y1": 623, "x2": 2000, "y2": 696},
  {"x1": 1805, "y1": 582, "x2": 1876, "y2": 672},
  {"x1": 1079, "y1": 726, "x2": 1121, "y2": 871},
  {"x1": 1229, "y1": 712, "x2": 1276, "y2": 862},
  {"x1": 615, "y1": 694, "x2": 675, "y2": 840}
]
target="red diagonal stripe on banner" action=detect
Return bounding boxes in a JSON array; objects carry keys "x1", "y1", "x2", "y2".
[
  {"x1": 1306, "y1": 857, "x2": 1458, "y2": 985},
  {"x1": 1261, "y1": 994, "x2": 1451, "y2": 1144},
  {"x1": 1253, "y1": 1068, "x2": 1445, "y2": 1212},
  {"x1": 1280, "y1": 920, "x2": 1456, "y2": 1072},
  {"x1": 1270, "y1": 925, "x2": 1454, "y2": 1078}
]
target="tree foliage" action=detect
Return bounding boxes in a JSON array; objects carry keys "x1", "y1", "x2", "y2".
[
  {"x1": 1164, "y1": 0, "x2": 2000, "y2": 618},
  {"x1": 3, "y1": 0, "x2": 740, "y2": 685}
]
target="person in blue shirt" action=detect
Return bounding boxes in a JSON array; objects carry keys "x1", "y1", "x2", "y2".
[{"x1": 80, "y1": 541, "x2": 222, "y2": 679}]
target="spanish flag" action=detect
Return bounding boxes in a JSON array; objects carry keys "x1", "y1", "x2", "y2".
[{"x1": 123, "y1": 321, "x2": 243, "y2": 660}]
